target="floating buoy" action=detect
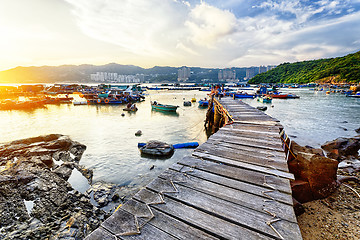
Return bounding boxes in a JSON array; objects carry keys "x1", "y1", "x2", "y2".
[{"x1": 138, "y1": 141, "x2": 199, "y2": 149}]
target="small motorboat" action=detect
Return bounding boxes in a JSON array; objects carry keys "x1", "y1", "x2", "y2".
[
  {"x1": 123, "y1": 107, "x2": 138, "y2": 112},
  {"x1": 271, "y1": 93, "x2": 288, "y2": 99},
  {"x1": 198, "y1": 99, "x2": 209, "y2": 107},
  {"x1": 151, "y1": 101, "x2": 178, "y2": 112},
  {"x1": 346, "y1": 92, "x2": 360, "y2": 98},
  {"x1": 231, "y1": 93, "x2": 256, "y2": 99},
  {"x1": 257, "y1": 95, "x2": 272, "y2": 103},
  {"x1": 183, "y1": 101, "x2": 192, "y2": 106},
  {"x1": 286, "y1": 94, "x2": 300, "y2": 99}
]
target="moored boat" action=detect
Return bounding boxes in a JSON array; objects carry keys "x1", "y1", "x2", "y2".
[
  {"x1": 198, "y1": 99, "x2": 209, "y2": 107},
  {"x1": 183, "y1": 101, "x2": 191, "y2": 106},
  {"x1": 346, "y1": 92, "x2": 360, "y2": 98},
  {"x1": 151, "y1": 101, "x2": 178, "y2": 112},
  {"x1": 231, "y1": 93, "x2": 256, "y2": 99},
  {"x1": 271, "y1": 93, "x2": 288, "y2": 99},
  {"x1": 257, "y1": 95, "x2": 272, "y2": 103}
]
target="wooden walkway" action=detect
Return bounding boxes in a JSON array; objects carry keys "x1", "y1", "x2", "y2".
[{"x1": 86, "y1": 98, "x2": 302, "y2": 240}]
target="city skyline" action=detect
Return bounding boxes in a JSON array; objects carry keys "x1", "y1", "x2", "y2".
[{"x1": 0, "y1": 0, "x2": 359, "y2": 72}]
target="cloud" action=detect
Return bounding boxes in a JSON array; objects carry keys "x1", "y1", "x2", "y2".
[
  {"x1": 185, "y1": 3, "x2": 237, "y2": 48},
  {"x1": 60, "y1": 0, "x2": 360, "y2": 67}
]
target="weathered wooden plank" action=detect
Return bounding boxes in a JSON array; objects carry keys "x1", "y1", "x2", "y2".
[
  {"x1": 231, "y1": 115, "x2": 276, "y2": 120},
  {"x1": 104, "y1": 206, "x2": 178, "y2": 240},
  {"x1": 85, "y1": 227, "x2": 116, "y2": 240},
  {"x1": 220, "y1": 126, "x2": 281, "y2": 137},
  {"x1": 232, "y1": 120, "x2": 281, "y2": 125},
  {"x1": 226, "y1": 110, "x2": 265, "y2": 115},
  {"x1": 101, "y1": 208, "x2": 139, "y2": 236},
  {"x1": 210, "y1": 132, "x2": 284, "y2": 151},
  {"x1": 158, "y1": 169, "x2": 297, "y2": 223},
  {"x1": 207, "y1": 138, "x2": 286, "y2": 159},
  {"x1": 149, "y1": 208, "x2": 218, "y2": 240},
  {"x1": 170, "y1": 163, "x2": 293, "y2": 205},
  {"x1": 192, "y1": 151, "x2": 294, "y2": 181},
  {"x1": 134, "y1": 188, "x2": 271, "y2": 240},
  {"x1": 146, "y1": 178, "x2": 301, "y2": 240},
  {"x1": 178, "y1": 156, "x2": 292, "y2": 193},
  {"x1": 120, "y1": 218, "x2": 179, "y2": 240},
  {"x1": 132, "y1": 190, "x2": 218, "y2": 240},
  {"x1": 221, "y1": 123, "x2": 281, "y2": 133},
  {"x1": 195, "y1": 142, "x2": 289, "y2": 172}
]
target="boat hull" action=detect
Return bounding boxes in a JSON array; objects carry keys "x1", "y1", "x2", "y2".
[{"x1": 151, "y1": 105, "x2": 178, "y2": 112}]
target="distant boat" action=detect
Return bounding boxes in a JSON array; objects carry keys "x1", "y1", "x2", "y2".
[
  {"x1": 183, "y1": 101, "x2": 191, "y2": 106},
  {"x1": 346, "y1": 93, "x2": 360, "y2": 98},
  {"x1": 257, "y1": 95, "x2": 272, "y2": 103},
  {"x1": 198, "y1": 99, "x2": 209, "y2": 107},
  {"x1": 286, "y1": 94, "x2": 300, "y2": 99},
  {"x1": 151, "y1": 101, "x2": 178, "y2": 112},
  {"x1": 271, "y1": 93, "x2": 288, "y2": 99},
  {"x1": 230, "y1": 93, "x2": 256, "y2": 99},
  {"x1": 123, "y1": 107, "x2": 138, "y2": 112}
]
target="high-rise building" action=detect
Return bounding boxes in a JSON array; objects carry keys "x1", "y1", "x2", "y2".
[
  {"x1": 245, "y1": 67, "x2": 258, "y2": 80},
  {"x1": 259, "y1": 66, "x2": 267, "y2": 74},
  {"x1": 218, "y1": 69, "x2": 236, "y2": 82},
  {"x1": 177, "y1": 66, "x2": 190, "y2": 81}
]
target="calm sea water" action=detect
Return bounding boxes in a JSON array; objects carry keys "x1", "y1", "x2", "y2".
[
  {"x1": 242, "y1": 88, "x2": 360, "y2": 147},
  {"x1": 0, "y1": 90, "x2": 209, "y2": 195},
  {"x1": 1, "y1": 87, "x2": 359, "y2": 196}
]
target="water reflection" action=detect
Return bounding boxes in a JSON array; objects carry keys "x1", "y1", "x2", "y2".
[
  {"x1": 0, "y1": 90, "x2": 209, "y2": 195},
  {"x1": 150, "y1": 109, "x2": 180, "y2": 117}
]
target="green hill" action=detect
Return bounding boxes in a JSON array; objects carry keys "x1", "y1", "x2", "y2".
[{"x1": 249, "y1": 51, "x2": 360, "y2": 84}]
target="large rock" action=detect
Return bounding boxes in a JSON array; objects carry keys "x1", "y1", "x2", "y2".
[
  {"x1": 0, "y1": 134, "x2": 105, "y2": 240},
  {"x1": 291, "y1": 141, "x2": 325, "y2": 156},
  {"x1": 321, "y1": 135, "x2": 360, "y2": 160},
  {"x1": 288, "y1": 142, "x2": 339, "y2": 202}
]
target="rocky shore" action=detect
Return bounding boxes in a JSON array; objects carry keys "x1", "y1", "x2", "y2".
[
  {"x1": 0, "y1": 134, "x2": 121, "y2": 239},
  {"x1": 292, "y1": 135, "x2": 360, "y2": 239}
]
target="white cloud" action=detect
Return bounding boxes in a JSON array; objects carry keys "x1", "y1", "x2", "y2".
[
  {"x1": 185, "y1": 3, "x2": 237, "y2": 48},
  {"x1": 1, "y1": 0, "x2": 358, "y2": 70}
]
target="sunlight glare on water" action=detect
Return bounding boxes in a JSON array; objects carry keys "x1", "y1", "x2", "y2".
[{"x1": 0, "y1": 90, "x2": 209, "y2": 192}]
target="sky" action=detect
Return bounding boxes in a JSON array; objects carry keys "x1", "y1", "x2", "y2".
[{"x1": 0, "y1": 0, "x2": 359, "y2": 71}]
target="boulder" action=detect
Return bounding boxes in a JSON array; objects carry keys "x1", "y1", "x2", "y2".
[
  {"x1": 291, "y1": 141, "x2": 324, "y2": 156},
  {"x1": 140, "y1": 140, "x2": 174, "y2": 157},
  {"x1": 321, "y1": 135, "x2": 360, "y2": 160},
  {"x1": 288, "y1": 151, "x2": 338, "y2": 202},
  {"x1": 291, "y1": 179, "x2": 314, "y2": 203}
]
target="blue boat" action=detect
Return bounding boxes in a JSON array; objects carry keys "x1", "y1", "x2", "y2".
[
  {"x1": 346, "y1": 92, "x2": 360, "y2": 98},
  {"x1": 232, "y1": 93, "x2": 256, "y2": 99},
  {"x1": 198, "y1": 99, "x2": 209, "y2": 107}
]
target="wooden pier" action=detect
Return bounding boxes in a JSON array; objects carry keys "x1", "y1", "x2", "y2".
[{"x1": 86, "y1": 98, "x2": 302, "y2": 240}]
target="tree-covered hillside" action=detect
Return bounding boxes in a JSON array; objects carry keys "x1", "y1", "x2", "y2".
[{"x1": 249, "y1": 51, "x2": 360, "y2": 84}]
